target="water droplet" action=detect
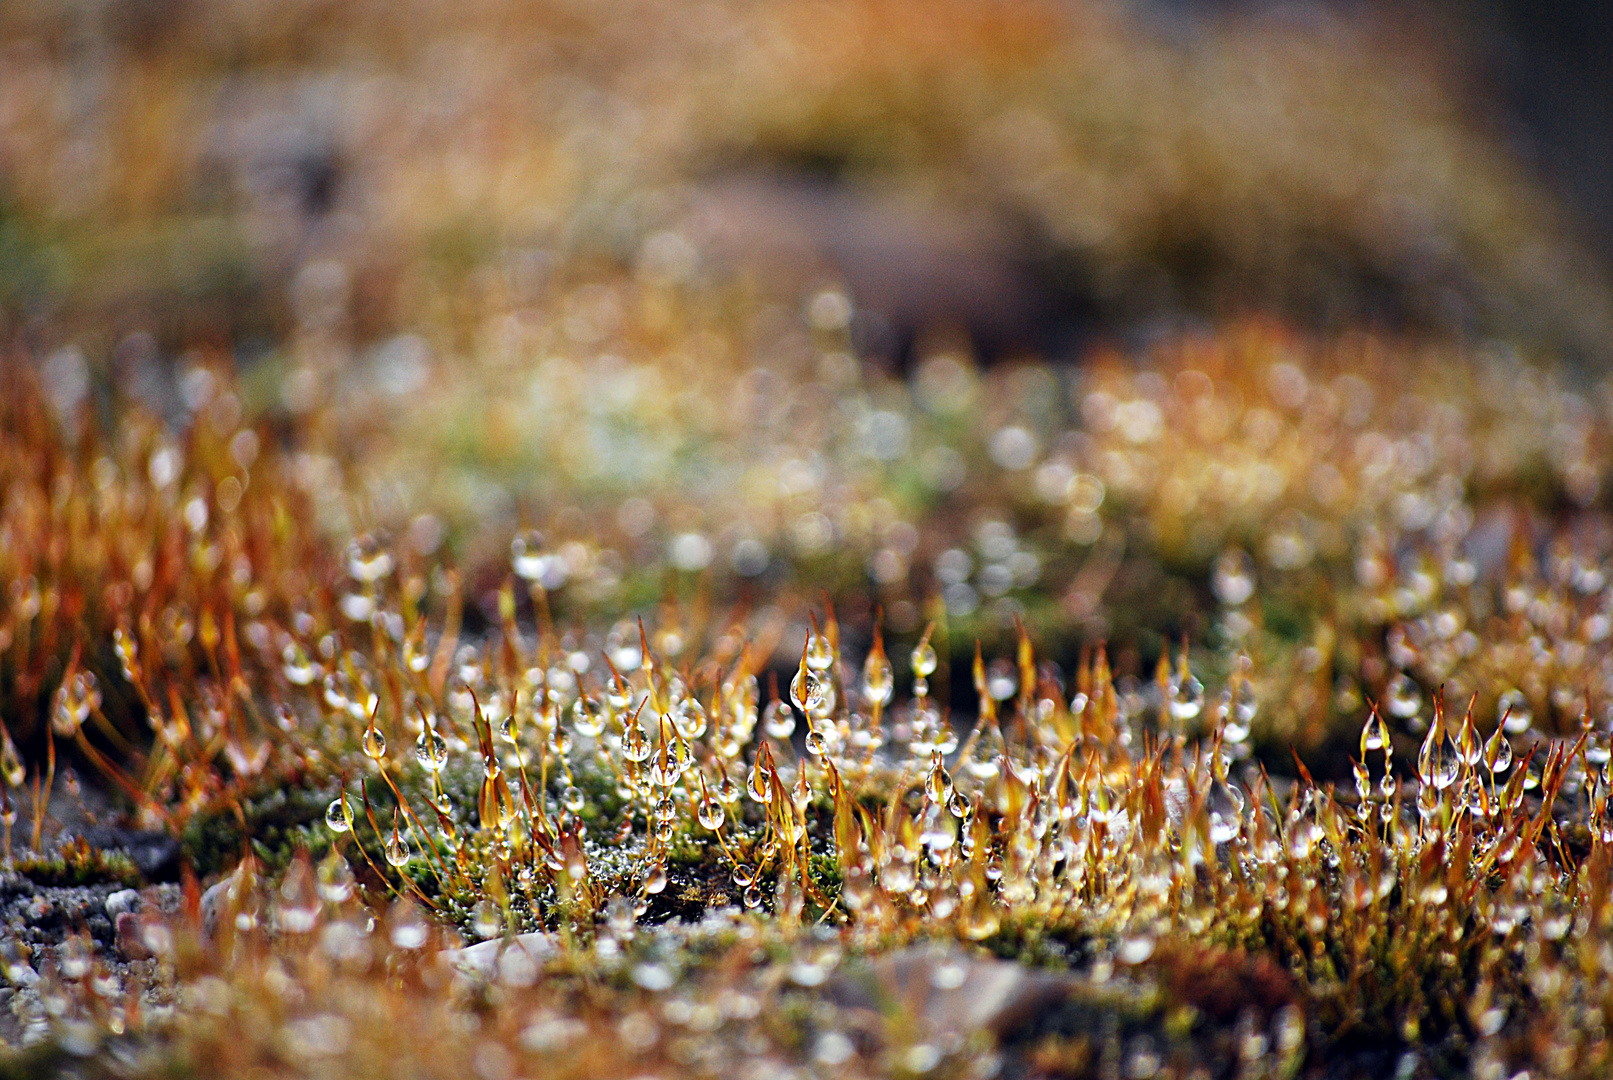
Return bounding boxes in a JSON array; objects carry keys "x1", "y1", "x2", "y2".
[
  {"x1": 622, "y1": 719, "x2": 653, "y2": 763},
  {"x1": 1455, "y1": 710, "x2": 1481, "y2": 768},
  {"x1": 762, "y1": 699, "x2": 796, "y2": 738},
  {"x1": 415, "y1": 730, "x2": 448, "y2": 771},
  {"x1": 806, "y1": 632, "x2": 835, "y2": 672},
  {"x1": 1212, "y1": 549, "x2": 1255, "y2": 606},
  {"x1": 572, "y1": 696, "x2": 606, "y2": 737},
  {"x1": 747, "y1": 763, "x2": 773, "y2": 804},
  {"x1": 384, "y1": 832, "x2": 411, "y2": 867},
  {"x1": 282, "y1": 643, "x2": 318, "y2": 686},
  {"x1": 1498, "y1": 690, "x2": 1533, "y2": 734},
  {"x1": 1287, "y1": 819, "x2": 1321, "y2": 859},
  {"x1": 790, "y1": 667, "x2": 824, "y2": 713},
  {"x1": 1360, "y1": 709, "x2": 1389, "y2": 754},
  {"x1": 697, "y1": 799, "x2": 725, "y2": 831},
  {"x1": 362, "y1": 726, "x2": 387, "y2": 761},
  {"x1": 1117, "y1": 934, "x2": 1155, "y2": 964},
  {"x1": 510, "y1": 529, "x2": 547, "y2": 581},
  {"x1": 863, "y1": 647, "x2": 894, "y2": 707},
  {"x1": 317, "y1": 851, "x2": 355, "y2": 902},
  {"x1": 346, "y1": 533, "x2": 394, "y2": 583},
  {"x1": 673, "y1": 698, "x2": 707, "y2": 739},
  {"x1": 1169, "y1": 661, "x2": 1203, "y2": 722},
  {"x1": 1385, "y1": 673, "x2": 1421, "y2": 719},
  {"x1": 471, "y1": 901, "x2": 502, "y2": 940},
  {"x1": 390, "y1": 905, "x2": 429, "y2": 949},
  {"x1": 325, "y1": 796, "x2": 353, "y2": 833},
  {"x1": 1417, "y1": 723, "x2": 1459, "y2": 790},
  {"x1": 926, "y1": 750, "x2": 953, "y2": 805},
  {"x1": 1483, "y1": 725, "x2": 1513, "y2": 774},
  {"x1": 986, "y1": 658, "x2": 1018, "y2": 702},
  {"x1": 1207, "y1": 780, "x2": 1244, "y2": 843}
]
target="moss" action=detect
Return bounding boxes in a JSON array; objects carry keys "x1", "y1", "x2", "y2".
[
  {"x1": 16, "y1": 838, "x2": 142, "y2": 889},
  {"x1": 181, "y1": 774, "x2": 338, "y2": 878}
]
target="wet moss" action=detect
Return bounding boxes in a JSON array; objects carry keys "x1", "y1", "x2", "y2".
[{"x1": 16, "y1": 838, "x2": 142, "y2": 890}]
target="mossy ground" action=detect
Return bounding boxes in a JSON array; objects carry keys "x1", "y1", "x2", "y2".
[{"x1": 5, "y1": 2, "x2": 1613, "y2": 1078}]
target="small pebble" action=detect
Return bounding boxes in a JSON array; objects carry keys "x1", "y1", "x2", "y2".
[
  {"x1": 105, "y1": 889, "x2": 140, "y2": 918},
  {"x1": 114, "y1": 913, "x2": 152, "y2": 961}
]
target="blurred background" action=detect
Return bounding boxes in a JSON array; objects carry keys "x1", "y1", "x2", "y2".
[{"x1": 2, "y1": 0, "x2": 1611, "y2": 363}]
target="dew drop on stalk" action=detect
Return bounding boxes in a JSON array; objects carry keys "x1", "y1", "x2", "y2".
[
  {"x1": 746, "y1": 761, "x2": 771, "y2": 803},
  {"x1": 510, "y1": 530, "x2": 547, "y2": 581},
  {"x1": 1385, "y1": 673, "x2": 1421, "y2": 719},
  {"x1": 743, "y1": 883, "x2": 763, "y2": 908},
  {"x1": 763, "y1": 699, "x2": 796, "y2": 739},
  {"x1": 806, "y1": 632, "x2": 835, "y2": 672},
  {"x1": 1207, "y1": 780, "x2": 1244, "y2": 843},
  {"x1": 317, "y1": 851, "x2": 355, "y2": 903},
  {"x1": 572, "y1": 696, "x2": 606, "y2": 737},
  {"x1": 1169, "y1": 664, "x2": 1203, "y2": 722},
  {"x1": 912, "y1": 641, "x2": 938, "y2": 680},
  {"x1": 404, "y1": 639, "x2": 430, "y2": 673},
  {"x1": 862, "y1": 646, "x2": 894, "y2": 707},
  {"x1": 986, "y1": 659, "x2": 1017, "y2": 702},
  {"x1": 674, "y1": 698, "x2": 707, "y2": 739},
  {"x1": 384, "y1": 831, "x2": 410, "y2": 868},
  {"x1": 282, "y1": 643, "x2": 318, "y2": 686},
  {"x1": 325, "y1": 796, "x2": 353, "y2": 833},
  {"x1": 605, "y1": 681, "x2": 633, "y2": 712},
  {"x1": 1521, "y1": 760, "x2": 1541, "y2": 791},
  {"x1": 697, "y1": 798, "x2": 725, "y2": 831},
  {"x1": 643, "y1": 861, "x2": 668, "y2": 895},
  {"x1": 926, "y1": 750, "x2": 953, "y2": 804},
  {"x1": 415, "y1": 729, "x2": 448, "y2": 771},
  {"x1": 1287, "y1": 818, "x2": 1320, "y2": 859},
  {"x1": 1417, "y1": 724, "x2": 1459, "y2": 789},
  {"x1": 471, "y1": 901, "x2": 502, "y2": 940},
  {"x1": 362, "y1": 725, "x2": 387, "y2": 761},
  {"x1": 948, "y1": 790, "x2": 970, "y2": 819},
  {"x1": 346, "y1": 533, "x2": 394, "y2": 582},
  {"x1": 390, "y1": 905, "x2": 429, "y2": 950},
  {"x1": 1360, "y1": 709, "x2": 1389, "y2": 754},
  {"x1": 1232, "y1": 668, "x2": 1257, "y2": 722},
  {"x1": 1221, "y1": 687, "x2": 1253, "y2": 744},
  {"x1": 790, "y1": 667, "x2": 823, "y2": 713},
  {"x1": 1498, "y1": 690, "x2": 1533, "y2": 734},
  {"x1": 1455, "y1": 710, "x2": 1481, "y2": 768},
  {"x1": 1484, "y1": 725, "x2": 1513, "y2": 773},
  {"x1": 0, "y1": 734, "x2": 25, "y2": 788},
  {"x1": 622, "y1": 719, "x2": 653, "y2": 763}
]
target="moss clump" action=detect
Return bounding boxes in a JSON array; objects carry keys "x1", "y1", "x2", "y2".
[
  {"x1": 17, "y1": 838, "x2": 142, "y2": 889},
  {"x1": 180, "y1": 776, "x2": 338, "y2": 879}
]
